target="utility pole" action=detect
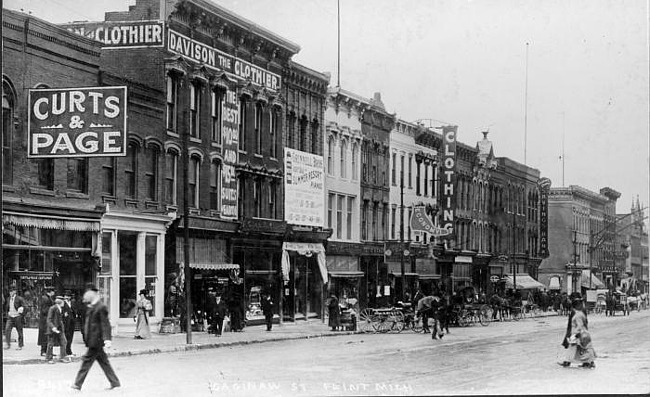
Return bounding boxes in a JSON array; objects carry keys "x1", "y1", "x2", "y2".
[
  {"x1": 572, "y1": 229, "x2": 578, "y2": 294},
  {"x1": 399, "y1": 168, "x2": 405, "y2": 301},
  {"x1": 589, "y1": 230, "x2": 593, "y2": 290},
  {"x1": 512, "y1": 212, "x2": 517, "y2": 292},
  {"x1": 181, "y1": 109, "x2": 192, "y2": 344}
]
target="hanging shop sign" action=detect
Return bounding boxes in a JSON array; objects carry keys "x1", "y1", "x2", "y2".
[
  {"x1": 27, "y1": 86, "x2": 127, "y2": 158},
  {"x1": 410, "y1": 206, "x2": 450, "y2": 237},
  {"x1": 284, "y1": 148, "x2": 325, "y2": 227},
  {"x1": 63, "y1": 20, "x2": 164, "y2": 49},
  {"x1": 220, "y1": 89, "x2": 240, "y2": 219},
  {"x1": 167, "y1": 29, "x2": 281, "y2": 91},
  {"x1": 441, "y1": 125, "x2": 458, "y2": 236},
  {"x1": 538, "y1": 177, "x2": 551, "y2": 258}
]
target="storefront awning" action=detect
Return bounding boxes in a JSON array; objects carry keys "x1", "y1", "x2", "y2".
[
  {"x1": 282, "y1": 242, "x2": 327, "y2": 284},
  {"x1": 503, "y1": 274, "x2": 545, "y2": 290},
  {"x1": 548, "y1": 277, "x2": 561, "y2": 290},
  {"x1": 581, "y1": 270, "x2": 605, "y2": 289},
  {"x1": 329, "y1": 271, "x2": 364, "y2": 278},
  {"x1": 180, "y1": 263, "x2": 239, "y2": 271},
  {"x1": 3, "y1": 213, "x2": 101, "y2": 232}
]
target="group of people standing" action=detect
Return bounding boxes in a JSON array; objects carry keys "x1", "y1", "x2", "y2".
[{"x1": 34, "y1": 287, "x2": 79, "y2": 362}]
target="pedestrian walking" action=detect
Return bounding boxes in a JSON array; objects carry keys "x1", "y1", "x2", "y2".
[
  {"x1": 261, "y1": 293, "x2": 274, "y2": 331},
  {"x1": 134, "y1": 289, "x2": 152, "y2": 339},
  {"x1": 327, "y1": 293, "x2": 340, "y2": 331},
  {"x1": 417, "y1": 295, "x2": 444, "y2": 339},
  {"x1": 559, "y1": 297, "x2": 596, "y2": 369},
  {"x1": 213, "y1": 295, "x2": 228, "y2": 336},
  {"x1": 71, "y1": 284, "x2": 120, "y2": 391},
  {"x1": 37, "y1": 286, "x2": 55, "y2": 356},
  {"x1": 4, "y1": 285, "x2": 25, "y2": 350},
  {"x1": 62, "y1": 291, "x2": 76, "y2": 356},
  {"x1": 46, "y1": 296, "x2": 70, "y2": 364}
]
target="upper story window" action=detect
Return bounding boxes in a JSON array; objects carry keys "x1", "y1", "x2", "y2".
[
  {"x1": 416, "y1": 161, "x2": 421, "y2": 196},
  {"x1": 239, "y1": 97, "x2": 248, "y2": 152},
  {"x1": 189, "y1": 83, "x2": 201, "y2": 139},
  {"x1": 287, "y1": 112, "x2": 295, "y2": 149},
  {"x1": 391, "y1": 153, "x2": 396, "y2": 186},
  {"x1": 255, "y1": 102, "x2": 263, "y2": 154},
  {"x1": 253, "y1": 178, "x2": 262, "y2": 218},
  {"x1": 300, "y1": 116, "x2": 308, "y2": 152},
  {"x1": 423, "y1": 164, "x2": 429, "y2": 196},
  {"x1": 125, "y1": 142, "x2": 138, "y2": 198},
  {"x1": 269, "y1": 107, "x2": 279, "y2": 158},
  {"x1": 211, "y1": 89, "x2": 224, "y2": 144},
  {"x1": 102, "y1": 157, "x2": 116, "y2": 196},
  {"x1": 210, "y1": 161, "x2": 221, "y2": 211},
  {"x1": 2, "y1": 80, "x2": 15, "y2": 185},
  {"x1": 400, "y1": 155, "x2": 405, "y2": 186},
  {"x1": 166, "y1": 75, "x2": 178, "y2": 132},
  {"x1": 351, "y1": 143, "x2": 358, "y2": 180},
  {"x1": 145, "y1": 145, "x2": 159, "y2": 201},
  {"x1": 311, "y1": 120, "x2": 319, "y2": 154},
  {"x1": 164, "y1": 149, "x2": 178, "y2": 205},
  {"x1": 188, "y1": 155, "x2": 200, "y2": 208},
  {"x1": 36, "y1": 159, "x2": 55, "y2": 191},
  {"x1": 269, "y1": 182, "x2": 277, "y2": 219},
  {"x1": 408, "y1": 156, "x2": 413, "y2": 188},
  {"x1": 67, "y1": 158, "x2": 88, "y2": 194},
  {"x1": 340, "y1": 140, "x2": 347, "y2": 178},
  {"x1": 327, "y1": 137, "x2": 335, "y2": 176}
]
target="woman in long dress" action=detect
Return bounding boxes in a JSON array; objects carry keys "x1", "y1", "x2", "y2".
[
  {"x1": 560, "y1": 297, "x2": 596, "y2": 368},
  {"x1": 134, "y1": 289, "x2": 152, "y2": 339},
  {"x1": 327, "y1": 294, "x2": 340, "y2": 331}
]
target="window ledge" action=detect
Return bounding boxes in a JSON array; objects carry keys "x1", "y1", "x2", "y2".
[
  {"x1": 66, "y1": 191, "x2": 89, "y2": 199},
  {"x1": 166, "y1": 130, "x2": 179, "y2": 137},
  {"x1": 29, "y1": 187, "x2": 55, "y2": 196},
  {"x1": 102, "y1": 195, "x2": 117, "y2": 205},
  {"x1": 3, "y1": 185, "x2": 16, "y2": 193},
  {"x1": 166, "y1": 205, "x2": 178, "y2": 212},
  {"x1": 254, "y1": 154, "x2": 263, "y2": 159},
  {"x1": 125, "y1": 199, "x2": 139, "y2": 208},
  {"x1": 145, "y1": 201, "x2": 159, "y2": 210},
  {"x1": 189, "y1": 208, "x2": 201, "y2": 215},
  {"x1": 211, "y1": 142, "x2": 222, "y2": 148},
  {"x1": 189, "y1": 137, "x2": 202, "y2": 144}
]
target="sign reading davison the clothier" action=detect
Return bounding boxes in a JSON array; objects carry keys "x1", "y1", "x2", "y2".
[{"x1": 28, "y1": 86, "x2": 128, "y2": 158}]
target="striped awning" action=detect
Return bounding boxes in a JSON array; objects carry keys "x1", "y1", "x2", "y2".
[
  {"x1": 3, "y1": 213, "x2": 101, "y2": 232},
  {"x1": 180, "y1": 263, "x2": 240, "y2": 271}
]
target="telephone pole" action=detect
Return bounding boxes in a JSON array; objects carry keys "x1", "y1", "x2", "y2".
[{"x1": 399, "y1": 169, "x2": 405, "y2": 301}]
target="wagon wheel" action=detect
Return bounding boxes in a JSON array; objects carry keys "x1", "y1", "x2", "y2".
[
  {"x1": 478, "y1": 305, "x2": 492, "y2": 326},
  {"x1": 376, "y1": 317, "x2": 391, "y2": 333},
  {"x1": 458, "y1": 310, "x2": 470, "y2": 327},
  {"x1": 410, "y1": 315, "x2": 424, "y2": 333},
  {"x1": 391, "y1": 310, "x2": 405, "y2": 333},
  {"x1": 359, "y1": 308, "x2": 377, "y2": 333}
]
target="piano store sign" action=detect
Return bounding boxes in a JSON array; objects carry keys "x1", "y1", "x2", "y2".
[{"x1": 28, "y1": 86, "x2": 128, "y2": 158}]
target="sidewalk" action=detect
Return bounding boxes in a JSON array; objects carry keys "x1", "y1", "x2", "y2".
[{"x1": 2, "y1": 320, "x2": 356, "y2": 365}]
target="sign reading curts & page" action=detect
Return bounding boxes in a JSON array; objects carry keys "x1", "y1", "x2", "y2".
[
  {"x1": 284, "y1": 148, "x2": 325, "y2": 227},
  {"x1": 220, "y1": 90, "x2": 240, "y2": 219},
  {"x1": 28, "y1": 86, "x2": 127, "y2": 158},
  {"x1": 441, "y1": 125, "x2": 458, "y2": 236}
]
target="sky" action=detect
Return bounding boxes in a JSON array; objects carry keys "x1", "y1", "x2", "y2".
[{"x1": 4, "y1": 0, "x2": 649, "y2": 214}]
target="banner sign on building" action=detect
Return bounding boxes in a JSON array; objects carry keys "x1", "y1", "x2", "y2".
[
  {"x1": 410, "y1": 206, "x2": 450, "y2": 238},
  {"x1": 284, "y1": 148, "x2": 325, "y2": 227},
  {"x1": 167, "y1": 30, "x2": 281, "y2": 91},
  {"x1": 538, "y1": 177, "x2": 552, "y2": 258},
  {"x1": 63, "y1": 21, "x2": 164, "y2": 49},
  {"x1": 28, "y1": 86, "x2": 127, "y2": 158},
  {"x1": 220, "y1": 90, "x2": 240, "y2": 219},
  {"x1": 441, "y1": 125, "x2": 458, "y2": 236}
]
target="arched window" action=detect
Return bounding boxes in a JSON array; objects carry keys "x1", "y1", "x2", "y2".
[
  {"x1": 254, "y1": 102, "x2": 263, "y2": 154},
  {"x1": 166, "y1": 74, "x2": 178, "y2": 131},
  {"x1": 125, "y1": 142, "x2": 138, "y2": 198},
  {"x1": 164, "y1": 148, "x2": 179, "y2": 205},
  {"x1": 188, "y1": 155, "x2": 201, "y2": 208},
  {"x1": 327, "y1": 137, "x2": 335, "y2": 175},
  {"x1": 2, "y1": 79, "x2": 15, "y2": 185},
  {"x1": 269, "y1": 107, "x2": 280, "y2": 158},
  {"x1": 239, "y1": 96, "x2": 248, "y2": 152},
  {"x1": 145, "y1": 144, "x2": 160, "y2": 201},
  {"x1": 299, "y1": 116, "x2": 308, "y2": 151},
  {"x1": 311, "y1": 119, "x2": 319, "y2": 154},
  {"x1": 340, "y1": 140, "x2": 347, "y2": 178},
  {"x1": 189, "y1": 82, "x2": 201, "y2": 138}
]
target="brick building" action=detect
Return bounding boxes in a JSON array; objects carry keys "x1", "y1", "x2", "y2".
[{"x1": 617, "y1": 198, "x2": 648, "y2": 294}]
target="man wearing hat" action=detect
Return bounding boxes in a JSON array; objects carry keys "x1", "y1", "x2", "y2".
[
  {"x1": 62, "y1": 291, "x2": 76, "y2": 357},
  {"x1": 45, "y1": 295, "x2": 70, "y2": 364},
  {"x1": 4, "y1": 285, "x2": 25, "y2": 350},
  {"x1": 37, "y1": 286, "x2": 55, "y2": 356}
]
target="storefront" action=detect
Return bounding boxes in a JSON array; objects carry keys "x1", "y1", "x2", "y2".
[
  {"x1": 415, "y1": 257, "x2": 441, "y2": 296},
  {"x1": 360, "y1": 243, "x2": 389, "y2": 309},
  {"x1": 326, "y1": 255, "x2": 363, "y2": 308},
  {"x1": 2, "y1": 203, "x2": 102, "y2": 328},
  {"x1": 101, "y1": 210, "x2": 173, "y2": 334},
  {"x1": 281, "y1": 242, "x2": 327, "y2": 321}
]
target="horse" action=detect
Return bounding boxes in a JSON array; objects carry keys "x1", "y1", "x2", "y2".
[{"x1": 489, "y1": 294, "x2": 509, "y2": 321}]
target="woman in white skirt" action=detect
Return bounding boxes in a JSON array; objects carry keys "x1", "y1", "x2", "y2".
[
  {"x1": 559, "y1": 297, "x2": 596, "y2": 368},
  {"x1": 134, "y1": 289, "x2": 152, "y2": 339}
]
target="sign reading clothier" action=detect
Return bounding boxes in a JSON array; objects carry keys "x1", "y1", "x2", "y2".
[
  {"x1": 284, "y1": 148, "x2": 325, "y2": 227},
  {"x1": 441, "y1": 125, "x2": 458, "y2": 236},
  {"x1": 221, "y1": 90, "x2": 240, "y2": 219},
  {"x1": 64, "y1": 21, "x2": 164, "y2": 49},
  {"x1": 167, "y1": 30, "x2": 281, "y2": 91},
  {"x1": 28, "y1": 86, "x2": 127, "y2": 158}
]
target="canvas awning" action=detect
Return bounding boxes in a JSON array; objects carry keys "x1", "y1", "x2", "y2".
[
  {"x1": 503, "y1": 274, "x2": 545, "y2": 290},
  {"x1": 3, "y1": 213, "x2": 101, "y2": 232},
  {"x1": 179, "y1": 262, "x2": 239, "y2": 271},
  {"x1": 282, "y1": 242, "x2": 327, "y2": 283},
  {"x1": 581, "y1": 270, "x2": 605, "y2": 289},
  {"x1": 548, "y1": 277, "x2": 561, "y2": 290}
]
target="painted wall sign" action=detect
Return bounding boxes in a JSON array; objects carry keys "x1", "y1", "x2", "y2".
[
  {"x1": 441, "y1": 125, "x2": 458, "y2": 236},
  {"x1": 220, "y1": 90, "x2": 240, "y2": 219},
  {"x1": 167, "y1": 29, "x2": 281, "y2": 91},
  {"x1": 284, "y1": 148, "x2": 325, "y2": 227},
  {"x1": 63, "y1": 21, "x2": 164, "y2": 49},
  {"x1": 27, "y1": 86, "x2": 127, "y2": 158}
]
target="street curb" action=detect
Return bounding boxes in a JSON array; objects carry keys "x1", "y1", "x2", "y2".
[{"x1": 2, "y1": 330, "x2": 360, "y2": 366}]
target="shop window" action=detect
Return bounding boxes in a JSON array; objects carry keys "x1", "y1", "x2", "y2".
[
  {"x1": 211, "y1": 89, "x2": 224, "y2": 144},
  {"x1": 166, "y1": 75, "x2": 178, "y2": 132},
  {"x1": 209, "y1": 161, "x2": 221, "y2": 211},
  {"x1": 119, "y1": 232, "x2": 138, "y2": 318},
  {"x1": 102, "y1": 157, "x2": 116, "y2": 196},
  {"x1": 67, "y1": 158, "x2": 88, "y2": 193},
  {"x1": 164, "y1": 149, "x2": 178, "y2": 205},
  {"x1": 125, "y1": 142, "x2": 138, "y2": 198},
  {"x1": 145, "y1": 145, "x2": 159, "y2": 201},
  {"x1": 3, "y1": 79, "x2": 15, "y2": 185},
  {"x1": 145, "y1": 235, "x2": 158, "y2": 317},
  {"x1": 189, "y1": 82, "x2": 201, "y2": 139},
  {"x1": 99, "y1": 232, "x2": 113, "y2": 315},
  {"x1": 35, "y1": 159, "x2": 55, "y2": 190}
]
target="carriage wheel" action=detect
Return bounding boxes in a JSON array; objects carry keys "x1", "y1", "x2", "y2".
[
  {"x1": 376, "y1": 318, "x2": 391, "y2": 333},
  {"x1": 410, "y1": 315, "x2": 424, "y2": 333},
  {"x1": 479, "y1": 305, "x2": 492, "y2": 326},
  {"x1": 458, "y1": 310, "x2": 470, "y2": 327},
  {"x1": 359, "y1": 309, "x2": 377, "y2": 333},
  {"x1": 390, "y1": 311, "x2": 405, "y2": 333}
]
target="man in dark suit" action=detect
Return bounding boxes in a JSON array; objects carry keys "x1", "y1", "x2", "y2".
[
  {"x1": 38, "y1": 287, "x2": 55, "y2": 355},
  {"x1": 72, "y1": 285, "x2": 120, "y2": 391},
  {"x1": 62, "y1": 291, "x2": 76, "y2": 357},
  {"x1": 261, "y1": 293, "x2": 274, "y2": 331},
  {"x1": 4, "y1": 285, "x2": 25, "y2": 350},
  {"x1": 45, "y1": 296, "x2": 70, "y2": 364},
  {"x1": 213, "y1": 295, "x2": 228, "y2": 336}
]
